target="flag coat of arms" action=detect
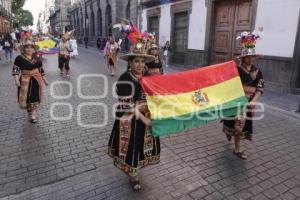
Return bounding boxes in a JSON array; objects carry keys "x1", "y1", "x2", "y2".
[{"x1": 140, "y1": 61, "x2": 248, "y2": 137}]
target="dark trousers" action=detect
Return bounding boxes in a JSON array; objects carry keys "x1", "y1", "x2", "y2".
[{"x1": 58, "y1": 55, "x2": 70, "y2": 71}]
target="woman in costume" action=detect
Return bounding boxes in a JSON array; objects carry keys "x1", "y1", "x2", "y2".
[
  {"x1": 12, "y1": 41, "x2": 49, "y2": 123},
  {"x1": 104, "y1": 36, "x2": 119, "y2": 76},
  {"x1": 223, "y1": 31, "x2": 264, "y2": 159},
  {"x1": 163, "y1": 41, "x2": 171, "y2": 68},
  {"x1": 108, "y1": 41, "x2": 161, "y2": 191},
  {"x1": 58, "y1": 34, "x2": 73, "y2": 76},
  {"x1": 145, "y1": 44, "x2": 163, "y2": 75}
]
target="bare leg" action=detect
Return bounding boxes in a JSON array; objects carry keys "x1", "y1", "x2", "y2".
[
  {"x1": 28, "y1": 106, "x2": 38, "y2": 123},
  {"x1": 234, "y1": 134, "x2": 241, "y2": 153},
  {"x1": 165, "y1": 55, "x2": 169, "y2": 67},
  {"x1": 233, "y1": 119, "x2": 247, "y2": 159},
  {"x1": 111, "y1": 64, "x2": 116, "y2": 76}
]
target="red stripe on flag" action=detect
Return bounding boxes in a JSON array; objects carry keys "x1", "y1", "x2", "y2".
[{"x1": 140, "y1": 61, "x2": 239, "y2": 96}]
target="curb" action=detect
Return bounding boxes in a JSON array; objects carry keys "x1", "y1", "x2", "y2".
[{"x1": 263, "y1": 103, "x2": 300, "y2": 120}]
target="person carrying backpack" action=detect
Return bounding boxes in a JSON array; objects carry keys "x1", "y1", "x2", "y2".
[{"x1": 1, "y1": 33, "x2": 13, "y2": 63}]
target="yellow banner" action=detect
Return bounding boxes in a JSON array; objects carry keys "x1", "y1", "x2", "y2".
[{"x1": 35, "y1": 40, "x2": 57, "y2": 49}]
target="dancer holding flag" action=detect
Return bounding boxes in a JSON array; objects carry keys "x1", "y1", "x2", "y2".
[
  {"x1": 108, "y1": 23, "x2": 160, "y2": 191},
  {"x1": 223, "y1": 31, "x2": 264, "y2": 160}
]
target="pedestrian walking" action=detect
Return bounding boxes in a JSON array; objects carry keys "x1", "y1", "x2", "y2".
[
  {"x1": 1, "y1": 33, "x2": 14, "y2": 63},
  {"x1": 222, "y1": 31, "x2": 264, "y2": 160},
  {"x1": 100, "y1": 38, "x2": 107, "y2": 50},
  {"x1": 12, "y1": 41, "x2": 49, "y2": 123},
  {"x1": 58, "y1": 34, "x2": 73, "y2": 76},
  {"x1": 105, "y1": 36, "x2": 119, "y2": 76},
  {"x1": 84, "y1": 36, "x2": 88, "y2": 48},
  {"x1": 96, "y1": 38, "x2": 101, "y2": 49},
  {"x1": 0, "y1": 35, "x2": 3, "y2": 60},
  {"x1": 145, "y1": 44, "x2": 163, "y2": 75},
  {"x1": 108, "y1": 42, "x2": 160, "y2": 191},
  {"x1": 163, "y1": 41, "x2": 171, "y2": 67}
]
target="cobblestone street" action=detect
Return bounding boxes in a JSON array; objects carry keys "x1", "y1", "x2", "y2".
[{"x1": 0, "y1": 47, "x2": 299, "y2": 200}]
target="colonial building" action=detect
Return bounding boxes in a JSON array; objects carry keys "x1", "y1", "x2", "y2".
[
  {"x1": 42, "y1": 0, "x2": 55, "y2": 33},
  {"x1": 140, "y1": 0, "x2": 300, "y2": 93},
  {"x1": 49, "y1": 0, "x2": 72, "y2": 34},
  {"x1": 0, "y1": 0, "x2": 13, "y2": 35},
  {"x1": 68, "y1": 0, "x2": 139, "y2": 47}
]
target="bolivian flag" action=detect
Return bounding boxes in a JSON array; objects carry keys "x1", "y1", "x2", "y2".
[
  {"x1": 140, "y1": 61, "x2": 248, "y2": 137},
  {"x1": 35, "y1": 39, "x2": 57, "y2": 49}
]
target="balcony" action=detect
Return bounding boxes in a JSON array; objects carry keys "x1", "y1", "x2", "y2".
[{"x1": 141, "y1": 0, "x2": 181, "y2": 7}]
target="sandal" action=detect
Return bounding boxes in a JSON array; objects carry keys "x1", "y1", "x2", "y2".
[
  {"x1": 226, "y1": 134, "x2": 232, "y2": 142},
  {"x1": 233, "y1": 151, "x2": 247, "y2": 160},
  {"x1": 30, "y1": 116, "x2": 38, "y2": 123},
  {"x1": 129, "y1": 178, "x2": 141, "y2": 191}
]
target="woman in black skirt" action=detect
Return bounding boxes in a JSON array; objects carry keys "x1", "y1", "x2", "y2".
[
  {"x1": 108, "y1": 43, "x2": 160, "y2": 191},
  {"x1": 223, "y1": 53, "x2": 264, "y2": 159},
  {"x1": 12, "y1": 41, "x2": 49, "y2": 123}
]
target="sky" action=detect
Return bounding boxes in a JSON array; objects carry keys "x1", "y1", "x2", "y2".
[{"x1": 23, "y1": 0, "x2": 46, "y2": 30}]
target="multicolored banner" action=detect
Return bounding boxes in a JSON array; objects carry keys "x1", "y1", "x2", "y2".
[
  {"x1": 35, "y1": 39, "x2": 57, "y2": 49},
  {"x1": 35, "y1": 39, "x2": 59, "y2": 55},
  {"x1": 37, "y1": 47, "x2": 59, "y2": 55},
  {"x1": 140, "y1": 61, "x2": 248, "y2": 137}
]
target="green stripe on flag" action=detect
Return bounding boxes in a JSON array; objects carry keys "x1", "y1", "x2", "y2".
[{"x1": 151, "y1": 96, "x2": 248, "y2": 137}]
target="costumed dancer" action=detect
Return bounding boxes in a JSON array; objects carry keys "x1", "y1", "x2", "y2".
[
  {"x1": 163, "y1": 41, "x2": 171, "y2": 68},
  {"x1": 108, "y1": 24, "x2": 161, "y2": 191},
  {"x1": 223, "y1": 30, "x2": 264, "y2": 159},
  {"x1": 145, "y1": 33, "x2": 163, "y2": 75},
  {"x1": 104, "y1": 36, "x2": 119, "y2": 76},
  {"x1": 12, "y1": 41, "x2": 49, "y2": 123},
  {"x1": 58, "y1": 33, "x2": 73, "y2": 76}
]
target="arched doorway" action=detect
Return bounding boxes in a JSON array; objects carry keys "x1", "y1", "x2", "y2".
[
  {"x1": 76, "y1": 11, "x2": 80, "y2": 37},
  {"x1": 105, "y1": 5, "x2": 112, "y2": 36},
  {"x1": 80, "y1": 7, "x2": 84, "y2": 37},
  {"x1": 97, "y1": 8, "x2": 102, "y2": 37},
  {"x1": 85, "y1": 4, "x2": 89, "y2": 37},
  {"x1": 125, "y1": 0, "x2": 131, "y2": 50},
  {"x1": 90, "y1": 11, "x2": 95, "y2": 37}
]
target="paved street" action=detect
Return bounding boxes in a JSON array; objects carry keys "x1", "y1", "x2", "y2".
[{"x1": 0, "y1": 47, "x2": 300, "y2": 200}]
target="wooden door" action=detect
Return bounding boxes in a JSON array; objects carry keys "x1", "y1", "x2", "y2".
[
  {"x1": 172, "y1": 12, "x2": 188, "y2": 64},
  {"x1": 211, "y1": 0, "x2": 252, "y2": 64}
]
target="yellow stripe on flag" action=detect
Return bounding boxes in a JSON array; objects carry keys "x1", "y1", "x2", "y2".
[
  {"x1": 147, "y1": 76, "x2": 245, "y2": 120},
  {"x1": 35, "y1": 40, "x2": 57, "y2": 49}
]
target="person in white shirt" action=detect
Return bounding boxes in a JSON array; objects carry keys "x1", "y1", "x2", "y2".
[{"x1": 69, "y1": 37, "x2": 78, "y2": 58}]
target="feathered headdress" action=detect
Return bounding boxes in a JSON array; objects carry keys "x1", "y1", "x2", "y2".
[
  {"x1": 113, "y1": 19, "x2": 148, "y2": 44},
  {"x1": 236, "y1": 28, "x2": 263, "y2": 57},
  {"x1": 113, "y1": 19, "x2": 155, "y2": 62}
]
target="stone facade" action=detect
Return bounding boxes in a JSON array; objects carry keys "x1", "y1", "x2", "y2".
[
  {"x1": 49, "y1": 0, "x2": 72, "y2": 35},
  {"x1": 140, "y1": 0, "x2": 300, "y2": 94},
  {"x1": 0, "y1": 0, "x2": 13, "y2": 35},
  {"x1": 69, "y1": 0, "x2": 138, "y2": 47}
]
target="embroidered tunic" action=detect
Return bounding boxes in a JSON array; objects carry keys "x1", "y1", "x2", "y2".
[
  {"x1": 107, "y1": 71, "x2": 160, "y2": 176},
  {"x1": 12, "y1": 55, "x2": 45, "y2": 110}
]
